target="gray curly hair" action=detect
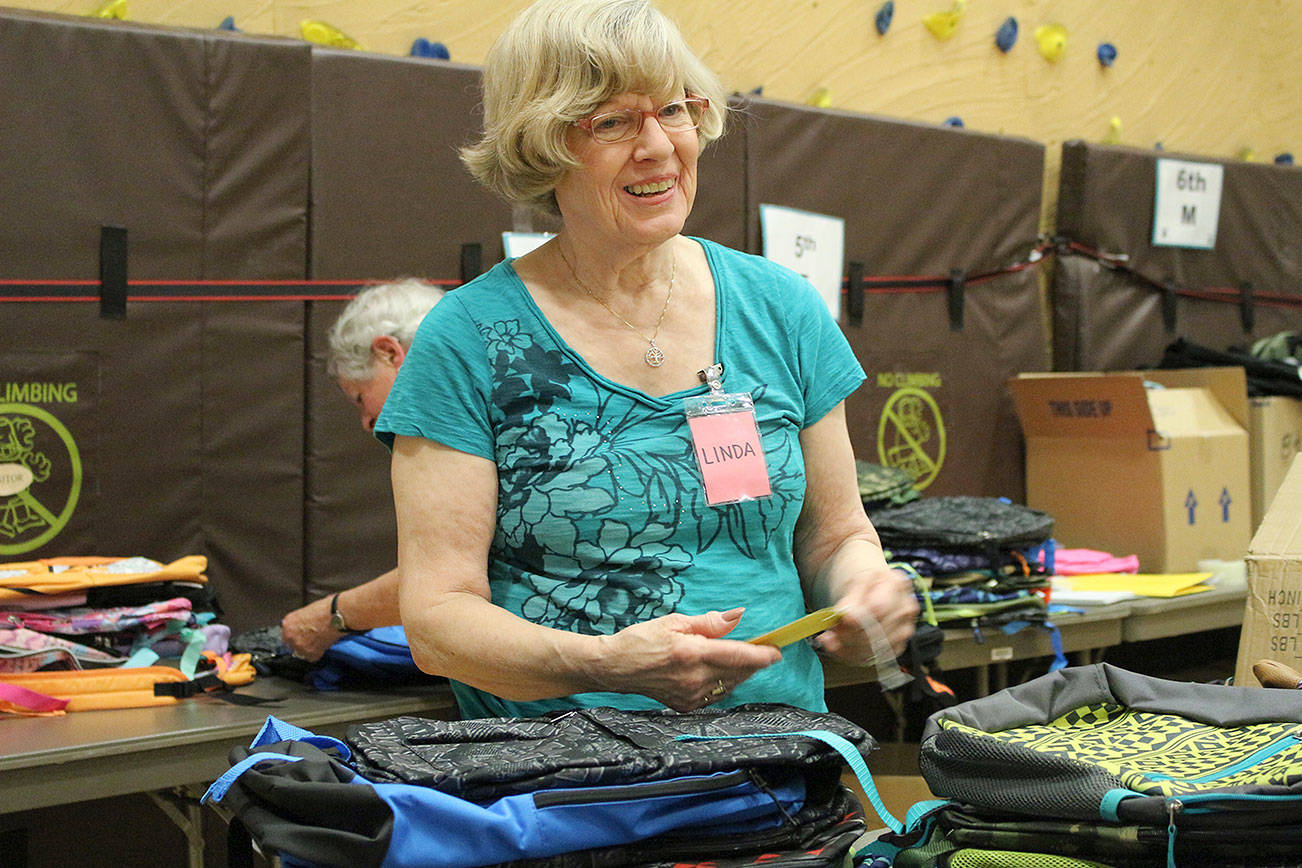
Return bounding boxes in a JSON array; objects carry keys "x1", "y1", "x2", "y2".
[{"x1": 326, "y1": 278, "x2": 446, "y2": 381}]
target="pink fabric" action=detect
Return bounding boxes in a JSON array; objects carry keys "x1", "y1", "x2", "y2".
[
  {"x1": 2, "y1": 597, "x2": 192, "y2": 635},
  {"x1": 0, "y1": 680, "x2": 67, "y2": 713},
  {"x1": 1054, "y1": 548, "x2": 1141, "y2": 576},
  {"x1": 0, "y1": 626, "x2": 122, "y2": 672}
]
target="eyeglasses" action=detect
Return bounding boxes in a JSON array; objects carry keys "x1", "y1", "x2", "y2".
[{"x1": 573, "y1": 96, "x2": 710, "y2": 144}]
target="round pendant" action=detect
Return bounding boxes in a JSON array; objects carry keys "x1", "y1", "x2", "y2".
[{"x1": 644, "y1": 343, "x2": 665, "y2": 367}]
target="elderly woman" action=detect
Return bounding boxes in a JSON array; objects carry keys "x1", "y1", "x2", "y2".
[
  {"x1": 376, "y1": 0, "x2": 916, "y2": 718},
  {"x1": 280, "y1": 278, "x2": 445, "y2": 661}
]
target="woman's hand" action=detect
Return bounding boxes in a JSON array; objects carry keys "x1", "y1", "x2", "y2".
[
  {"x1": 813, "y1": 566, "x2": 919, "y2": 667},
  {"x1": 586, "y1": 608, "x2": 782, "y2": 712}
]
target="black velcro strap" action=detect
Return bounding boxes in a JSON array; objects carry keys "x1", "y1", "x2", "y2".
[
  {"x1": 846, "y1": 261, "x2": 864, "y2": 325},
  {"x1": 459, "y1": 242, "x2": 482, "y2": 285},
  {"x1": 947, "y1": 269, "x2": 965, "y2": 331},
  {"x1": 98, "y1": 225, "x2": 128, "y2": 320},
  {"x1": 154, "y1": 671, "x2": 225, "y2": 699},
  {"x1": 1160, "y1": 280, "x2": 1178, "y2": 332}
]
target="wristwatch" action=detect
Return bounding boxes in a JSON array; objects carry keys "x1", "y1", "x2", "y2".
[{"x1": 328, "y1": 593, "x2": 363, "y2": 634}]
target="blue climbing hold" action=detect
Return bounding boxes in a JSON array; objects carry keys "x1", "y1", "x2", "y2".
[
  {"x1": 943, "y1": 116, "x2": 964, "y2": 128},
  {"x1": 218, "y1": 15, "x2": 239, "y2": 31},
  {"x1": 875, "y1": 1, "x2": 894, "y2": 36},
  {"x1": 1276, "y1": 153, "x2": 1295, "y2": 165},
  {"x1": 410, "y1": 38, "x2": 451, "y2": 59},
  {"x1": 1097, "y1": 42, "x2": 1117, "y2": 67},
  {"x1": 995, "y1": 17, "x2": 1018, "y2": 53}
]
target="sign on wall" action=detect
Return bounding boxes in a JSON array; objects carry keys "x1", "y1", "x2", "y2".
[
  {"x1": 759, "y1": 204, "x2": 846, "y2": 319},
  {"x1": 1152, "y1": 158, "x2": 1224, "y2": 250},
  {"x1": 0, "y1": 354, "x2": 95, "y2": 557}
]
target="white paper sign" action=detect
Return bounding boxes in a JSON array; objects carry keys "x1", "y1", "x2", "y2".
[
  {"x1": 502, "y1": 231, "x2": 554, "y2": 258},
  {"x1": 759, "y1": 204, "x2": 846, "y2": 318},
  {"x1": 1152, "y1": 158, "x2": 1224, "y2": 250}
]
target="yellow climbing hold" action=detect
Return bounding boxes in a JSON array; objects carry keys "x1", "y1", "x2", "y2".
[
  {"x1": 1238, "y1": 147, "x2": 1258, "y2": 162},
  {"x1": 1034, "y1": 23, "x2": 1068, "y2": 62},
  {"x1": 1103, "y1": 116, "x2": 1122, "y2": 145},
  {"x1": 924, "y1": 0, "x2": 967, "y2": 40},
  {"x1": 300, "y1": 19, "x2": 365, "y2": 50},
  {"x1": 808, "y1": 87, "x2": 833, "y2": 108},
  {"x1": 90, "y1": 0, "x2": 126, "y2": 19}
]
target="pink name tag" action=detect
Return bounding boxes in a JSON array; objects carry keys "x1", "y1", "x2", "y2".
[{"x1": 687, "y1": 409, "x2": 772, "y2": 505}]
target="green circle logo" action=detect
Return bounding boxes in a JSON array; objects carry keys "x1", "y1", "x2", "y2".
[
  {"x1": 877, "y1": 387, "x2": 946, "y2": 490},
  {"x1": 0, "y1": 403, "x2": 82, "y2": 556}
]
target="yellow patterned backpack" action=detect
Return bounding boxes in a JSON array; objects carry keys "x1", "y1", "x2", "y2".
[{"x1": 861, "y1": 663, "x2": 1302, "y2": 867}]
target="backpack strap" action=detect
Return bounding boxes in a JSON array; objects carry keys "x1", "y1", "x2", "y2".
[
  {"x1": 675, "y1": 728, "x2": 904, "y2": 834},
  {"x1": 0, "y1": 679, "x2": 69, "y2": 714},
  {"x1": 202, "y1": 751, "x2": 303, "y2": 804}
]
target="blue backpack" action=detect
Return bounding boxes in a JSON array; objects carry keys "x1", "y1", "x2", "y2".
[
  {"x1": 206, "y1": 704, "x2": 882, "y2": 868},
  {"x1": 308, "y1": 626, "x2": 439, "y2": 691}
]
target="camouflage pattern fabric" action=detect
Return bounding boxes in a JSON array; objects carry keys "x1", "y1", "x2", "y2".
[{"x1": 856, "y1": 460, "x2": 921, "y2": 510}]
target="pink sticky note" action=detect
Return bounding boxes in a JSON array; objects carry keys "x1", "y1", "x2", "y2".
[{"x1": 687, "y1": 410, "x2": 772, "y2": 505}]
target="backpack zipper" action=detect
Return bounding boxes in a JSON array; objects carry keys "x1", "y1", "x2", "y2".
[
  {"x1": 1146, "y1": 729, "x2": 1302, "y2": 786},
  {"x1": 531, "y1": 768, "x2": 754, "y2": 807}
]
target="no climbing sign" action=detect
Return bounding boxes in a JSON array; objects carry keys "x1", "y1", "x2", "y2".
[{"x1": 877, "y1": 386, "x2": 947, "y2": 490}]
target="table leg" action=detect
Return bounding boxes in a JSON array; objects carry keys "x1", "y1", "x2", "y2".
[{"x1": 145, "y1": 788, "x2": 205, "y2": 868}]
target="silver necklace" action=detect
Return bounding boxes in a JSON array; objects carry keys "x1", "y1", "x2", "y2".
[{"x1": 558, "y1": 244, "x2": 675, "y2": 368}]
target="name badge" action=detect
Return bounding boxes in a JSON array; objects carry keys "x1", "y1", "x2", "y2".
[{"x1": 684, "y1": 383, "x2": 772, "y2": 506}]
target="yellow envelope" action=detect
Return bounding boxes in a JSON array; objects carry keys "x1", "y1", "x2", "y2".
[{"x1": 1057, "y1": 572, "x2": 1214, "y2": 598}]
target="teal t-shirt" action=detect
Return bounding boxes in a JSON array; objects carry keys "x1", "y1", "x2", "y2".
[{"x1": 376, "y1": 237, "x2": 865, "y2": 718}]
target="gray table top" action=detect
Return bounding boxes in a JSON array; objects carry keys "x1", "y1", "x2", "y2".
[{"x1": 1, "y1": 675, "x2": 456, "y2": 813}]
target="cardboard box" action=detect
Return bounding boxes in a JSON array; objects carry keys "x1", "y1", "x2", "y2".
[
  {"x1": 1249, "y1": 396, "x2": 1302, "y2": 530},
  {"x1": 1234, "y1": 454, "x2": 1302, "y2": 688},
  {"x1": 1009, "y1": 367, "x2": 1251, "y2": 573}
]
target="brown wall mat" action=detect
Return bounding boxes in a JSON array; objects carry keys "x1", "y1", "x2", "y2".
[
  {"x1": 743, "y1": 97, "x2": 1048, "y2": 499},
  {"x1": 1053, "y1": 140, "x2": 1302, "y2": 372},
  {"x1": 0, "y1": 10, "x2": 209, "y2": 280},
  {"x1": 308, "y1": 51, "x2": 515, "y2": 280},
  {"x1": 206, "y1": 32, "x2": 312, "y2": 278},
  {"x1": 0, "y1": 10, "x2": 309, "y2": 632},
  {"x1": 0, "y1": 301, "x2": 307, "y2": 633},
  {"x1": 196, "y1": 301, "x2": 306, "y2": 632},
  {"x1": 2, "y1": 307, "x2": 205, "y2": 562},
  {"x1": 303, "y1": 298, "x2": 400, "y2": 602}
]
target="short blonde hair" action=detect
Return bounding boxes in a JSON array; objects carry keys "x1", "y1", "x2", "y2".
[
  {"x1": 460, "y1": 0, "x2": 727, "y2": 216},
  {"x1": 326, "y1": 278, "x2": 446, "y2": 381}
]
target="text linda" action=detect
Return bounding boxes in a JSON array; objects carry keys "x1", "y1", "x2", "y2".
[{"x1": 697, "y1": 442, "x2": 758, "y2": 464}]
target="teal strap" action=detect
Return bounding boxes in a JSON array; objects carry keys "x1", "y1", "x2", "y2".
[
  {"x1": 123, "y1": 647, "x2": 159, "y2": 668},
  {"x1": 1166, "y1": 804, "x2": 1178, "y2": 868},
  {"x1": 176, "y1": 626, "x2": 205, "y2": 678},
  {"x1": 675, "y1": 728, "x2": 903, "y2": 833},
  {"x1": 1099, "y1": 788, "x2": 1135, "y2": 823},
  {"x1": 904, "y1": 797, "x2": 949, "y2": 829}
]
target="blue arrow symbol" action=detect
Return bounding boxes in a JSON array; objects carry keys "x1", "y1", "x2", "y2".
[
  {"x1": 1220, "y1": 487, "x2": 1232, "y2": 522},
  {"x1": 1185, "y1": 489, "x2": 1198, "y2": 524}
]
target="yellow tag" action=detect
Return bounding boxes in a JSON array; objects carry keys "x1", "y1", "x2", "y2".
[{"x1": 746, "y1": 607, "x2": 844, "y2": 648}]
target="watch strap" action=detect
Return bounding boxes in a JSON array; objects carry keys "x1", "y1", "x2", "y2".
[{"x1": 329, "y1": 593, "x2": 363, "y2": 634}]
